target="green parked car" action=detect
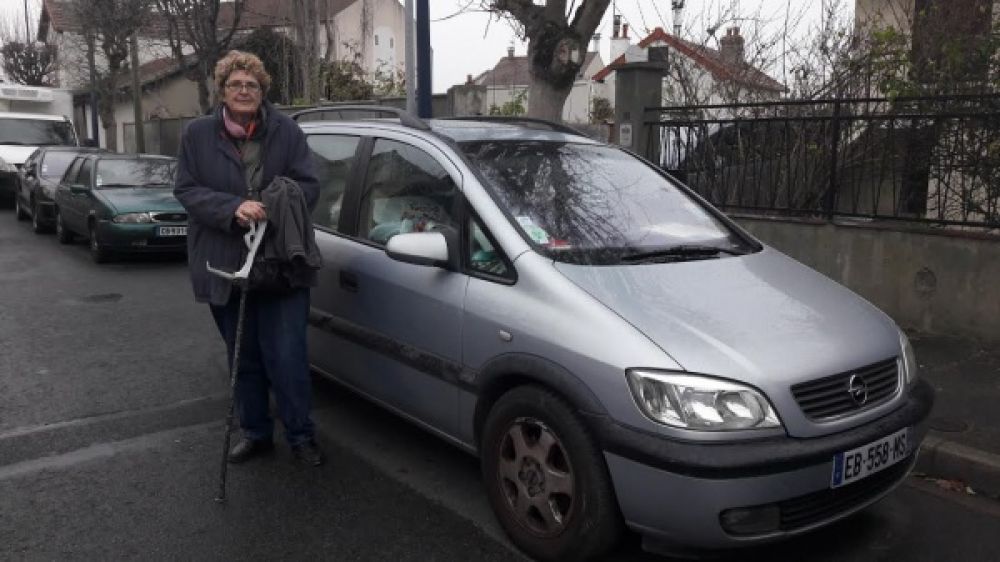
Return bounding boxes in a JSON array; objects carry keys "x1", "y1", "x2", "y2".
[{"x1": 53, "y1": 154, "x2": 186, "y2": 263}]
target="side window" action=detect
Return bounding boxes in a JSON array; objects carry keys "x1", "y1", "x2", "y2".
[
  {"x1": 359, "y1": 139, "x2": 459, "y2": 246},
  {"x1": 63, "y1": 158, "x2": 84, "y2": 184},
  {"x1": 307, "y1": 134, "x2": 361, "y2": 232},
  {"x1": 77, "y1": 159, "x2": 94, "y2": 187},
  {"x1": 468, "y1": 216, "x2": 513, "y2": 280}
]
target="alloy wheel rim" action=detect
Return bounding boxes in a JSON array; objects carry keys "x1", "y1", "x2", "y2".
[{"x1": 496, "y1": 417, "x2": 575, "y2": 538}]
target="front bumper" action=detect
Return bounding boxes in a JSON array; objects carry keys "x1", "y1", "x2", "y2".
[
  {"x1": 95, "y1": 220, "x2": 188, "y2": 253},
  {"x1": 35, "y1": 199, "x2": 56, "y2": 224},
  {"x1": 593, "y1": 379, "x2": 933, "y2": 551}
]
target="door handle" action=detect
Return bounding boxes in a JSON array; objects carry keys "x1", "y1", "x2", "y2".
[{"x1": 339, "y1": 270, "x2": 359, "y2": 292}]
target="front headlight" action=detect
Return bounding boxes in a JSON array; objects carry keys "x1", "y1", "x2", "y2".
[
  {"x1": 626, "y1": 370, "x2": 782, "y2": 431},
  {"x1": 0, "y1": 157, "x2": 16, "y2": 173},
  {"x1": 899, "y1": 329, "x2": 918, "y2": 384},
  {"x1": 113, "y1": 212, "x2": 152, "y2": 224}
]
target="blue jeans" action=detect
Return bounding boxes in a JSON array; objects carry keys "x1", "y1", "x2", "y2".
[{"x1": 211, "y1": 288, "x2": 315, "y2": 446}]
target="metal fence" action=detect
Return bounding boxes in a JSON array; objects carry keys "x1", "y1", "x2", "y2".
[{"x1": 647, "y1": 95, "x2": 1000, "y2": 230}]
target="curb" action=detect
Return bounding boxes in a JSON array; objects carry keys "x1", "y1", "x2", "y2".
[{"x1": 917, "y1": 435, "x2": 1000, "y2": 497}]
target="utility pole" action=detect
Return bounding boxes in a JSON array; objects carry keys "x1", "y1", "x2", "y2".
[
  {"x1": 87, "y1": 32, "x2": 100, "y2": 146},
  {"x1": 416, "y1": 0, "x2": 431, "y2": 118},
  {"x1": 23, "y1": 0, "x2": 31, "y2": 40},
  {"x1": 405, "y1": 0, "x2": 416, "y2": 115},
  {"x1": 130, "y1": 31, "x2": 145, "y2": 153}
]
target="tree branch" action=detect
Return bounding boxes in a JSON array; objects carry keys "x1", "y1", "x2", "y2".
[{"x1": 570, "y1": 0, "x2": 611, "y2": 40}]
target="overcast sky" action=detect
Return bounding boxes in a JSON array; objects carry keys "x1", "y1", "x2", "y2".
[{"x1": 1, "y1": 0, "x2": 842, "y2": 91}]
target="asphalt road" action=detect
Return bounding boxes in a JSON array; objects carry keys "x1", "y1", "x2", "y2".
[{"x1": 2, "y1": 210, "x2": 999, "y2": 561}]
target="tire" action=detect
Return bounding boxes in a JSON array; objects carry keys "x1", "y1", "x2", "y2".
[
  {"x1": 89, "y1": 223, "x2": 111, "y2": 263},
  {"x1": 55, "y1": 209, "x2": 73, "y2": 244},
  {"x1": 480, "y1": 385, "x2": 622, "y2": 562},
  {"x1": 14, "y1": 196, "x2": 28, "y2": 221},
  {"x1": 31, "y1": 200, "x2": 47, "y2": 233}
]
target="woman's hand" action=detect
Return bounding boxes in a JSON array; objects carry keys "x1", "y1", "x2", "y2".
[{"x1": 235, "y1": 200, "x2": 267, "y2": 228}]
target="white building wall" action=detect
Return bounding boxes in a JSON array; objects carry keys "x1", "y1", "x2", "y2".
[{"x1": 317, "y1": 0, "x2": 407, "y2": 78}]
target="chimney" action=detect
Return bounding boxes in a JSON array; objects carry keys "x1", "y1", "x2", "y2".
[
  {"x1": 611, "y1": 21, "x2": 631, "y2": 62},
  {"x1": 719, "y1": 26, "x2": 745, "y2": 65},
  {"x1": 613, "y1": 14, "x2": 621, "y2": 38},
  {"x1": 507, "y1": 43, "x2": 515, "y2": 58}
]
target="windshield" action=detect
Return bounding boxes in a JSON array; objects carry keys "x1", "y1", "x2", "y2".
[
  {"x1": 461, "y1": 141, "x2": 750, "y2": 264},
  {"x1": 95, "y1": 159, "x2": 176, "y2": 188},
  {"x1": 40, "y1": 152, "x2": 80, "y2": 179},
  {"x1": 0, "y1": 118, "x2": 76, "y2": 146}
]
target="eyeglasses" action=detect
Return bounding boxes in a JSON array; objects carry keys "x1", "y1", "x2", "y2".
[{"x1": 224, "y1": 81, "x2": 261, "y2": 93}]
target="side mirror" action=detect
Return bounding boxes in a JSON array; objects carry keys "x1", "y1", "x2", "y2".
[
  {"x1": 386, "y1": 232, "x2": 451, "y2": 268},
  {"x1": 69, "y1": 184, "x2": 89, "y2": 194}
]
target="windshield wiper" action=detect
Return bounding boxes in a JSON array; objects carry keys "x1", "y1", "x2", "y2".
[
  {"x1": 621, "y1": 244, "x2": 748, "y2": 263},
  {"x1": 96, "y1": 183, "x2": 140, "y2": 189}
]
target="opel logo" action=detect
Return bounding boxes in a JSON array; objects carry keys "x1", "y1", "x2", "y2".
[{"x1": 847, "y1": 374, "x2": 869, "y2": 406}]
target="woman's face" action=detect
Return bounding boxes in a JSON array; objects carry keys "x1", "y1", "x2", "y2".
[{"x1": 222, "y1": 69, "x2": 263, "y2": 116}]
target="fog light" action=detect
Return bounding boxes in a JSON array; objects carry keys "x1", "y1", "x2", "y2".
[
  {"x1": 719, "y1": 505, "x2": 780, "y2": 536},
  {"x1": 131, "y1": 240, "x2": 148, "y2": 247}
]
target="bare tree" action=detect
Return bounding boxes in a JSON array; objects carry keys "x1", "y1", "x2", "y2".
[
  {"x1": 156, "y1": 0, "x2": 245, "y2": 113},
  {"x1": 72, "y1": 0, "x2": 151, "y2": 151},
  {"x1": 0, "y1": 5, "x2": 57, "y2": 86},
  {"x1": 483, "y1": 0, "x2": 611, "y2": 121},
  {"x1": 292, "y1": 0, "x2": 321, "y2": 104}
]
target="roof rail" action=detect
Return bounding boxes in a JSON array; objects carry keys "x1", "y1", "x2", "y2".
[
  {"x1": 441, "y1": 116, "x2": 584, "y2": 136},
  {"x1": 290, "y1": 105, "x2": 430, "y2": 131}
]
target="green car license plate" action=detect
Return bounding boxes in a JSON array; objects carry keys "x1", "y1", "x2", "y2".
[
  {"x1": 158, "y1": 226, "x2": 187, "y2": 236},
  {"x1": 831, "y1": 427, "x2": 908, "y2": 488}
]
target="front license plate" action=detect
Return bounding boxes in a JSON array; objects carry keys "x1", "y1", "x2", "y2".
[
  {"x1": 831, "y1": 427, "x2": 909, "y2": 488},
  {"x1": 158, "y1": 226, "x2": 187, "y2": 236}
]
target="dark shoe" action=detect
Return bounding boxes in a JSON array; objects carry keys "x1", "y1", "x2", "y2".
[
  {"x1": 292, "y1": 441, "x2": 325, "y2": 466},
  {"x1": 227, "y1": 438, "x2": 274, "y2": 464}
]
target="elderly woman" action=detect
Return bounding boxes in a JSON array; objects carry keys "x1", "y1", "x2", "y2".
[{"x1": 174, "y1": 51, "x2": 323, "y2": 466}]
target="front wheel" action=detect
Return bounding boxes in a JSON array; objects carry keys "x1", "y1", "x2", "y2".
[
  {"x1": 31, "y1": 201, "x2": 48, "y2": 233},
  {"x1": 14, "y1": 196, "x2": 28, "y2": 221},
  {"x1": 89, "y1": 223, "x2": 112, "y2": 263},
  {"x1": 480, "y1": 386, "x2": 622, "y2": 561},
  {"x1": 55, "y1": 209, "x2": 73, "y2": 244}
]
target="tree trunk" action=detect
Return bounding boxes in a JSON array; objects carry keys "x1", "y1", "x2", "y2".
[
  {"x1": 197, "y1": 76, "x2": 212, "y2": 115},
  {"x1": 527, "y1": 74, "x2": 572, "y2": 122}
]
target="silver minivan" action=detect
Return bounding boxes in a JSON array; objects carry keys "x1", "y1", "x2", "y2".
[{"x1": 297, "y1": 109, "x2": 933, "y2": 561}]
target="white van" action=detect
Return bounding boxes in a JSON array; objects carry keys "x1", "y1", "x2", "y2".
[{"x1": 0, "y1": 111, "x2": 79, "y2": 203}]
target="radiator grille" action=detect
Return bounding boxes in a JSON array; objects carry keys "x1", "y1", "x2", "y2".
[{"x1": 791, "y1": 359, "x2": 899, "y2": 421}]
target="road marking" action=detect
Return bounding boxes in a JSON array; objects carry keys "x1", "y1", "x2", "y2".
[
  {"x1": 0, "y1": 394, "x2": 229, "y2": 441},
  {"x1": 0, "y1": 422, "x2": 217, "y2": 481}
]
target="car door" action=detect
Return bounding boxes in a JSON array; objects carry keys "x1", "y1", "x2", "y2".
[
  {"x1": 65, "y1": 158, "x2": 95, "y2": 233},
  {"x1": 56, "y1": 157, "x2": 84, "y2": 232},
  {"x1": 18, "y1": 149, "x2": 40, "y2": 207},
  {"x1": 304, "y1": 133, "x2": 367, "y2": 383},
  {"x1": 310, "y1": 132, "x2": 467, "y2": 438}
]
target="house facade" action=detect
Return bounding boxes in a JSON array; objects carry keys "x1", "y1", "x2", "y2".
[
  {"x1": 473, "y1": 46, "x2": 605, "y2": 124},
  {"x1": 591, "y1": 25, "x2": 785, "y2": 114},
  {"x1": 37, "y1": 0, "x2": 408, "y2": 152}
]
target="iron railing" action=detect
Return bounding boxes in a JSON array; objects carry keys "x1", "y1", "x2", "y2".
[{"x1": 647, "y1": 95, "x2": 1000, "y2": 230}]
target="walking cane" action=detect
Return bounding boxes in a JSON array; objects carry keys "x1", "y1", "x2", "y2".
[{"x1": 207, "y1": 220, "x2": 268, "y2": 503}]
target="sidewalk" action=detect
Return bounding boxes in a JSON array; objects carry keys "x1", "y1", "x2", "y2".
[{"x1": 910, "y1": 333, "x2": 1000, "y2": 498}]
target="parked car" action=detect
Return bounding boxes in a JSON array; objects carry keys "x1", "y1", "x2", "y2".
[
  {"x1": 14, "y1": 146, "x2": 106, "y2": 232},
  {"x1": 295, "y1": 110, "x2": 933, "y2": 561},
  {"x1": 0, "y1": 111, "x2": 79, "y2": 206},
  {"x1": 53, "y1": 153, "x2": 186, "y2": 263}
]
